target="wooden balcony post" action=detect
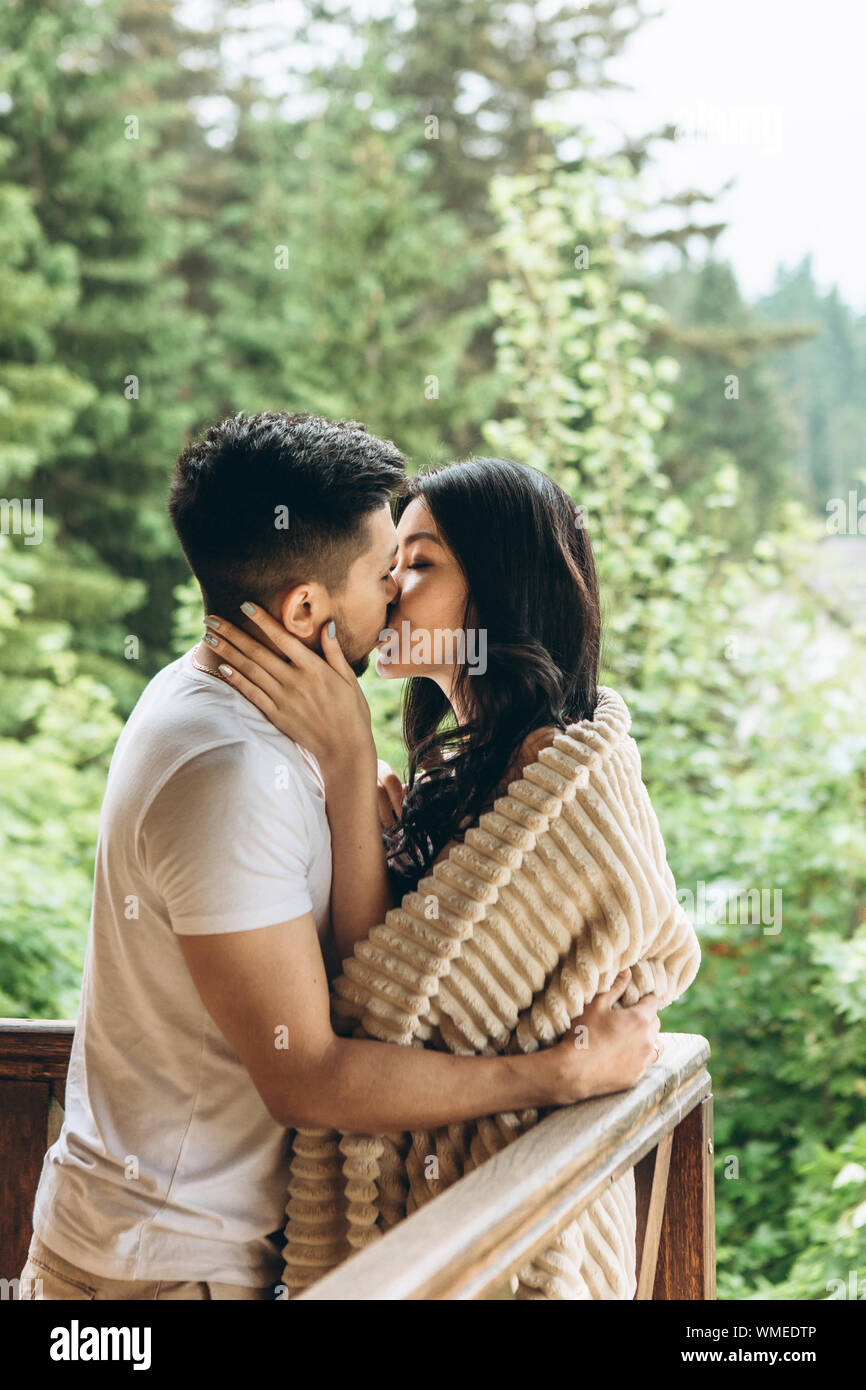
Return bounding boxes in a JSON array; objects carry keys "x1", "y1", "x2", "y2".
[
  {"x1": 651, "y1": 1093, "x2": 716, "y2": 1299},
  {"x1": 1, "y1": 1081, "x2": 52, "y2": 1278},
  {"x1": 0, "y1": 1020, "x2": 75, "y2": 1279},
  {"x1": 633, "y1": 1130, "x2": 674, "y2": 1299}
]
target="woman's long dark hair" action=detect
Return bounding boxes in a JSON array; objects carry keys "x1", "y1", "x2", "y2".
[{"x1": 384, "y1": 457, "x2": 601, "y2": 893}]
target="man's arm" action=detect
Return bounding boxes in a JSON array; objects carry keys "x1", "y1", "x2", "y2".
[
  {"x1": 143, "y1": 743, "x2": 660, "y2": 1130},
  {"x1": 176, "y1": 915, "x2": 661, "y2": 1132}
]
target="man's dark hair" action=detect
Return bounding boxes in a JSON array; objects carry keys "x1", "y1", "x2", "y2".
[{"x1": 168, "y1": 411, "x2": 406, "y2": 621}]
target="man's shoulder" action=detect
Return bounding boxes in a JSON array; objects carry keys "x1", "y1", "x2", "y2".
[
  {"x1": 128, "y1": 650, "x2": 289, "y2": 763},
  {"x1": 117, "y1": 652, "x2": 312, "y2": 822},
  {"x1": 134, "y1": 735, "x2": 317, "y2": 872}
]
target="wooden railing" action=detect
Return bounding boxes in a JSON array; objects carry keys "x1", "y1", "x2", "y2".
[
  {"x1": 0, "y1": 1021, "x2": 713, "y2": 1299},
  {"x1": 298, "y1": 1031, "x2": 714, "y2": 1299},
  {"x1": 1, "y1": 1019, "x2": 73, "y2": 1280}
]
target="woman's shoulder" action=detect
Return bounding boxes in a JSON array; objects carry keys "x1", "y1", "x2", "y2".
[
  {"x1": 500, "y1": 723, "x2": 562, "y2": 787},
  {"x1": 428, "y1": 725, "x2": 563, "y2": 871},
  {"x1": 429, "y1": 726, "x2": 560, "y2": 868}
]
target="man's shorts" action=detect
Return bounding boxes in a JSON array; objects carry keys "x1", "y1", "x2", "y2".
[{"x1": 18, "y1": 1232, "x2": 275, "y2": 1300}]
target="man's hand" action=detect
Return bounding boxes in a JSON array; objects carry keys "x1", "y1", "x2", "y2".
[
  {"x1": 201, "y1": 605, "x2": 376, "y2": 783},
  {"x1": 542, "y1": 968, "x2": 662, "y2": 1105}
]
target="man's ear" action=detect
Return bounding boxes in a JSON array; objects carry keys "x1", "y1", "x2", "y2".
[{"x1": 278, "y1": 582, "x2": 330, "y2": 641}]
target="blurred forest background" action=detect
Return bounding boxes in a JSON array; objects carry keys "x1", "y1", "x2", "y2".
[{"x1": 1, "y1": 0, "x2": 864, "y2": 1300}]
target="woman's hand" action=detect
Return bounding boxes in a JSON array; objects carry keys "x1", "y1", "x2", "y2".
[
  {"x1": 377, "y1": 760, "x2": 406, "y2": 829},
  {"x1": 201, "y1": 604, "x2": 376, "y2": 783},
  {"x1": 542, "y1": 968, "x2": 662, "y2": 1105}
]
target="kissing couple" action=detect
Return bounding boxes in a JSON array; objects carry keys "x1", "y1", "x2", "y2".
[{"x1": 21, "y1": 410, "x2": 662, "y2": 1301}]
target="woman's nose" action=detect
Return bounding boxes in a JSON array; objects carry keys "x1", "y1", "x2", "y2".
[{"x1": 387, "y1": 571, "x2": 400, "y2": 604}]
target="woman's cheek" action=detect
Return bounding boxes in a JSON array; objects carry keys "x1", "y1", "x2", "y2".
[
  {"x1": 393, "y1": 574, "x2": 429, "y2": 627},
  {"x1": 388, "y1": 571, "x2": 466, "y2": 645}
]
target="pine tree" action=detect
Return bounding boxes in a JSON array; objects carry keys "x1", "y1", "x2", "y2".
[
  {"x1": 759, "y1": 255, "x2": 866, "y2": 510},
  {"x1": 0, "y1": 0, "x2": 218, "y2": 682},
  {"x1": 645, "y1": 259, "x2": 813, "y2": 550},
  {"x1": 276, "y1": 1, "x2": 748, "y2": 457},
  {"x1": 0, "y1": 79, "x2": 145, "y2": 722},
  {"x1": 197, "y1": 41, "x2": 489, "y2": 466},
  {"x1": 0, "y1": 122, "x2": 129, "y2": 1018}
]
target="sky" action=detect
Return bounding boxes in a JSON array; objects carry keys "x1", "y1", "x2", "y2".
[{"x1": 574, "y1": 0, "x2": 865, "y2": 310}]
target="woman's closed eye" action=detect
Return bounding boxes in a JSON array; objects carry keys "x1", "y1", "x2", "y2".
[{"x1": 387, "y1": 561, "x2": 431, "y2": 577}]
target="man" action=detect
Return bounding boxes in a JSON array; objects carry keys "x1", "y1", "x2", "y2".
[{"x1": 20, "y1": 411, "x2": 656, "y2": 1300}]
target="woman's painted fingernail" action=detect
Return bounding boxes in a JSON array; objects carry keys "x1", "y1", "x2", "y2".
[
  {"x1": 240, "y1": 601, "x2": 257, "y2": 616},
  {"x1": 218, "y1": 664, "x2": 233, "y2": 677},
  {"x1": 203, "y1": 633, "x2": 218, "y2": 647},
  {"x1": 204, "y1": 615, "x2": 221, "y2": 629},
  {"x1": 327, "y1": 620, "x2": 335, "y2": 637}
]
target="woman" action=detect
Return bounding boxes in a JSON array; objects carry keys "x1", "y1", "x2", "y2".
[
  {"x1": 202, "y1": 455, "x2": 604, "y2": 948},
  {"x1": 374, "y1": 456, "x2": 600, "y2": 896}
]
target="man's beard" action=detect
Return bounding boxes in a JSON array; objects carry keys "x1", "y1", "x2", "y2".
[{"x1": 330, "y1": 605, "x2": 373, "y2": 678}]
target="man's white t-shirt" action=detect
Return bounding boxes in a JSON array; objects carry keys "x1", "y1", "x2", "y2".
[{"x1": 32, "y1": 648, "x2": 333, "y2": 1286}]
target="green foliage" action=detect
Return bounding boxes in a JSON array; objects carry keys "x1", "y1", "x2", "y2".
[
  {"x1": 476, "y1": 153, "x2": 866, "y2": 1298},
  {"x1": 0, "y1": 0, "x2": 861, "y2": 1305},
  {"x1": 360, "y1": 668, "x2": 407, "y2": 780},
  {"x1": 171, "y1": 574, "x2": 205, "y2": 656},
  {"x1": 0, "y1": 536, "x2": 124, "y2": 1018},
  {"x1": 646, "y1": 259, "x2": 810, "y2": 552},
  {"x1": 191, "y1": 41, "x2": 493, "y2": 466},
  {"x1": 759, "y1": 255, "x2": 866, "y2": 508},
  {"x1": 741, "y1": 1126, "x2": 866, "y2": 1300},
  {"x1": 0, "y1": 0, "x2": 219, "y2": 677}
]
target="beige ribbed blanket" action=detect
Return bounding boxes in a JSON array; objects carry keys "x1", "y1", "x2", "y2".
[{"x1": 280, "y1": 686, "x2": 701, "y2": 1299}]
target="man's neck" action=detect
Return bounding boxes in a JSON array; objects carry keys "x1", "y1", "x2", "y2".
[{"x1": 190, "y1": 638, "x2": 223, "y2": 677}]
